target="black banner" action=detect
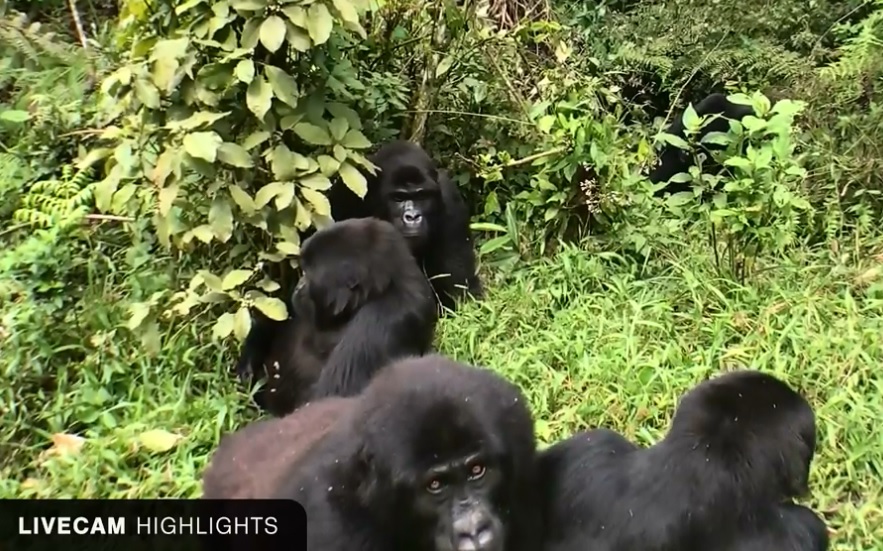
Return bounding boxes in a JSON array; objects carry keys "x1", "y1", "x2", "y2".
[{"x1": 0, "y1": 499, "x2": 306, "y2": 550}]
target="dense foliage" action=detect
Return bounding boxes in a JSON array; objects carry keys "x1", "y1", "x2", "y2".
[{"x1": 1, "y1": 0, "x2": 882, "y2": 547}]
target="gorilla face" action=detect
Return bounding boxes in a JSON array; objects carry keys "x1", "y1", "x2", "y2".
[
  {"x1": 416, "y1": 454, "x2": 505, "y2": 551},
  {"x1": 381, "y1": 164, "x2": 443, "y2": 253}
]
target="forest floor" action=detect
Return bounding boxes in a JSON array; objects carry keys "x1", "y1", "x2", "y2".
[{"x1": 3, "y1": 239, "x2": 882, "y2": 550}]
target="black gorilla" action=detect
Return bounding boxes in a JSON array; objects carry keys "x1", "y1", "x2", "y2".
[
  {"x1": 649, "y1": 92, "x2": 756, "y2": 193},
  {"x1": 204, "y1": 354, "x2": 542, "y2": 551},
  {"x1": 252, "y1": 217, "x2": 438, "y2": 416},
  {"x1": 329, "y1": 140, "x2": 483, "y2": 311},
  {"x1": 538, "y1": 370, "x2": 828, "y2": 551}
]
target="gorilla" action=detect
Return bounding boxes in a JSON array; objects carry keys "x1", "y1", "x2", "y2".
[
  {"x1": 649, "y1": 92, "x2": 756, "y2": 194},
  {"x1": 203, "y1": 354, "x2": 542, "y2": 551},
  {"x1": 329, "y1": 140, "x2": 483, "y2": 311},
  {"x1": 252, "y1": 217, "x2": 438, "y2": 416},
  {"x1": 538, "y1": 370, "x2": 827, "y2": 551},
  {"x1": 234, "y1": 141, "x2": 481, "y2": 395}
]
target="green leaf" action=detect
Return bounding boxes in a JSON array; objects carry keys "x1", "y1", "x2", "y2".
[
  {"x1": 265, "y1": 66, "x2": 300, "y2": 107},
  {"x1": 277, "y1": 241, "x2": 300, "y2": 255},
  {"x1": 127, "y1": 302, "x2": 151, "y2": 331},
  {"x1": 217, "y1": 142, "x2": 254, "y2": 167},
  {"x1": 234, "y1": 59, "x2": 255, "y2": 83},
  {"x1": 0, "y1": 110, "x2": 30, "y2": 122},
  {"x1": 243, "y1": 130, "x2": 271, "y2": 150},
  {"x1": 255, "y1": 181, "x2": 287, "y2": 208},
  {"x1": 341, "y1": 129, "x2": 371, "y2": 149},
  {"x1": 470, "y1": 222, "x2": 507, "y2": 232},
  {"x1": 700, "y1": 131, "x2": 731, "y2": 147},
  {"x1": 258, "y1": 278, "x2": 282, "y2": 293},
  {"x1": 436, "y1": 56, "x2": 454, "y2": 78},
  {"x1": 240, "y1": 17, "x2": 262, "y2": 49},
  {"x1": 222, "y1": 269, "x2": 253, "y2": 290},
  {"x1": 665, "y1": 192, "x2": 694, "y2": 207},
  {"x1": 480, "y1": 236, "x2": 511, "y2": 255},
  {"x1": 254, "y1": 297, "x2": 288, "y2": 321},
  {"x1": 301, "y1": 188, "x2": 331, "y2": 216},
  {"x1": 682, "y1": 103, "x2": 701, "y2": 131},
  {"x1": 208, "y1": 197, "x2": 234, "y2": 242},
  {"x1": 134, "y1": 79, "x2": 161, "y2": 109},
  {"x1": 183, "y1": 131, "x2": 223, "y2": 162},
  {"x1": 293, "y1": 122, "x2": 332, "y2": 145},
  {"x1": 306, "y1": 3, "x2": 334, "y2": 45},
  {"x1": 270, "y1": 144, "x2": 305, "y2": 180},
  {"x1": 234, "y1": 306, "x2": 252, "y2": 341},
  {"x1": 166, "y1": 111, "x2": 230, "y2": 132},
  {"x1": 657, "y1": 132, "x2": 690, "y2": 150},
  {"x1": 213, "y1": 313, "x2": 236, "y2": 339},
  {"x1": 285, "y1": 22, "x2": 312, "y2": 52},
  {"x1": 260, "y1": 15, "x2": 287, "y2": 52},
  {"x1": 199, "y1": 270, "x2": 225, "y2": 292},
  {"x1": 158, "y1": 184, "x2": 179, "y2": 216},
  {"x1": 282, "y1": 5, "x2": 307, "y2": 27},
  {"x1": 300, "y1": 173, "x2": 332, "y2": 190},
  {"x1": 317, "y1": 154, "x2": 341, "y2": 176},
  {"x1": 537, "y1": 115, "x2": 555, "y2": 133},
  {"x1": 338, "y1": 161, "x2": 367, "y2": 197},
  {"x1": 274, "y1": 182, "x2": 295, "y2": 209},
  {"x1": 229, "y1": 185, "x2": 257, "y2": 212},
  {"x1": 331, "y1": 0, "x2": 360, "y2": 25},
  {"x1": 138, "y1": 429, "x2": 183, "y2": 453},
  {"x1": 77, "y1": 147, "x2": 112, "y2": 170},
  {"x1": 246, "y1": 77, "x2": 273, "y2": 120},
  {"x1": 328, "y1": 117, "x2": 349, "y2": 142},
  {"x1": 230, "y1": 0, "x2": 267, "y2": 9},
  {"x1": 192, "y1": 224, "x2": 215, "y2": 243}
]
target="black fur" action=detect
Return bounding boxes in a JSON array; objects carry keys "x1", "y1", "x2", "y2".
[
  {"x1": 254, "y1": 218, "x2": 438, "y2": 416},
  {"x1": 207, "y1": 354, "x2": 542, "y2": 551},
  {"x1": 329, "y1": 140, "x2": 483, "y2": 311},
  {"x1": 539, "y1": 370, "x2": 826, "y2": 551},
  {"x1": 234, "y1": 141, "x2": 481, "y2": 390},
  {"x1": 649, "y1": 92, "x2": 756, "y2": 193}
]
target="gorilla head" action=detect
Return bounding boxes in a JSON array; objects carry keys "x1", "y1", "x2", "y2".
[{"x1": 364, "y1": 140, "x2": 445, "y2": 254}]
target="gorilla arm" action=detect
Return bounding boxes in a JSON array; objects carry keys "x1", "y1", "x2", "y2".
[{"x1": 310, "y1": 294, "x2": 437, "y2": 400}]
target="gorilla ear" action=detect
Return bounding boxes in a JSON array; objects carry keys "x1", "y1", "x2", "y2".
[{"x1": 333, "y1": 444, "x2": 392, "y2": 511}]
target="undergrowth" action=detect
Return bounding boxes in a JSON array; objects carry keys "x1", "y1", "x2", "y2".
[{"x1": 2, "y1": 239, "x2": 882, "y2": 550}]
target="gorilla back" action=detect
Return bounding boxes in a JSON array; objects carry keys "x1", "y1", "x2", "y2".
[
  {"x1": 257, "y1": 217, "x2": 438, "y2": 416},
  {"x1": 275, "y1": 354, "x2": 541, "y2": 551},
  {"x1": 539, "y1": 370, "x2": 820, "y2": 551}
]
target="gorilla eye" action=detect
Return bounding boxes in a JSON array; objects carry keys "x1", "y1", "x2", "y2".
[
  {"x1": 390, "y1": 191, "x2": 409, "y2": 202},
  {"x1": 468, "y1": 463, "x2": 486, "y2": 480},
  {"x1": 426, "y1": 478, "x2": 444, "y2": 494}
]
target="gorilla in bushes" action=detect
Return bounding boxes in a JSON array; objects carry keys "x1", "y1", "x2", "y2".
[
  {"x1": 251, "y1": 218, "x2": 438, "y2": 416},
  {"x1": 538, "y1": 370, "x2": 828, "y2": 551},
  {"x1": 203, "y1": 354, "x2": 542, "y2": 551},
  {"x1": 234, "y1": 140, "x2": 481, "y2": 395},
  {"x1": 649, "y1": 92, "x2": 756, "y2": 194},
  {"x1": 329, "y1": 139, "x2": 483, "y2": 310}
]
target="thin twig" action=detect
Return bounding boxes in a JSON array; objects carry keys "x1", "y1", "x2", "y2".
[
  {"x1": 68, "y1": 0, "x2": 89, "y2": 51},
  {"x1": 85, "y1": 214, "x2": 135, "y2": 222}
]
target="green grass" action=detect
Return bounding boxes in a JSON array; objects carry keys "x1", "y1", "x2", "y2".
[{"x1": 2, "y1": 239, "x2": 882, "y2": 550}]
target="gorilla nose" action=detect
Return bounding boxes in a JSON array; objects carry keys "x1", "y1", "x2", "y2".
[
  {"x1": 453, "y1": 511, "x2": 496, "y2": 551},
  {"x1": 403, "y1": 211, "x2": 422, "y2": 224}
]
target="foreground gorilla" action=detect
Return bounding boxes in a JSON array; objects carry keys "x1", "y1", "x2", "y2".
[
  {"x1": 539, "y1": 370, "x2": 827, "y2": 551},
  {"x1": 251, "y1": 218, "x2": 437, "y2": 416},
  {"x1": 204, "y1": 354, "x2": 542, "y2": 551},
  {"x1": 329, "y1": 140, "x2": 483, "y2": 311},
  {"x1": 649, "y1": 92, "x2": 756, "y2": 193}
]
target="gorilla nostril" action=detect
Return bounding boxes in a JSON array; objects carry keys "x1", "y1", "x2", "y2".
[{"x1": 403, "y1": 211, "x2": 422, "y2": 224}]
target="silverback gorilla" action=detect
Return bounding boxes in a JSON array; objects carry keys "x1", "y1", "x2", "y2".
[
  {"x1": 253, "y1": 218, "x2": 437, "y2": 416},
  {"x1": 538, "y1": 370, "x2": 828, "y2": 551},
  {"x1": 203, "y1": 354, "x2": 542, "y2": 551},
  {"x1": 234, "y1": 140, "x2": 481, "y2": 400},
  {"x1": 649, "y1": 92, "x2": 756, "y2": 194}
]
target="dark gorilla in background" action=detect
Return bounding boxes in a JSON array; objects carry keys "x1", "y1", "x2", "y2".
[
  {"x1": 329, "y1": 140, "x2": 483, "y2": 311},
  {"x1": 203, "y1": 354, "x2": 542, "y2": 551},
  {"x1": 649, "y1": 92, "x2": 756, "y2": 194},
  {"x1": 234, "y1": 141, "x2": 481, "y2": 393},
  {"x1": 538, "y1": 370, "x2": 827, "y2": 551},
  {"x1": 252, "y1": 218, "x2": 438, "y2": 416}
]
